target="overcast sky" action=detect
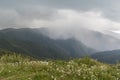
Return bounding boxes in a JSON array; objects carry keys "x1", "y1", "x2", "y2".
[{"x1": 1, "y1": 0, "x2": 120, "y2": 34}]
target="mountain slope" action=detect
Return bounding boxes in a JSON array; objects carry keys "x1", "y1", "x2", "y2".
[
  {"x1": 0, "y1": 28, "x2": 93, "y2": 59},
  {"x1": 0, "y1": 53, "x2": 120, "y2": 80},
  {"x1": 42, "y1": 27, "x2": 120, "y2": 51},
  {"x1": 91, "y1": 50, "x2": 120, "y2": 64},
  {"x1": 76, "y1": 29, "x2": 120, "y2": 51}
]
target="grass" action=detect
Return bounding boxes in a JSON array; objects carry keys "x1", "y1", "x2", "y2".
[{"x1": 0, "y1": 54, "x2": 120, "y2": 80}]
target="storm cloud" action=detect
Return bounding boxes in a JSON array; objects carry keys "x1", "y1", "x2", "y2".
[
  {"x1": 1, "y1": 0, "x2": 120, "y2": 50},
  {"x1": 0, "y1": 0, "x2": 120, "y2": 27}
]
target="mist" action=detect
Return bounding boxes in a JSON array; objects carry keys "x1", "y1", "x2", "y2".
[
  {"x1": 35, "y1": 9, "x2": 120, "y2": 51},
  {"x1": 1, "y1": 0, "x2": 120, "y2": 51},
  {"x1": 1, "y1": 8, "x2": 120, "y2": 51}
]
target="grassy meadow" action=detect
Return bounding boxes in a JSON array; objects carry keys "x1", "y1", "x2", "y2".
[{"x1": 0, "y1": 54, "x2": 120, "y2": 80}]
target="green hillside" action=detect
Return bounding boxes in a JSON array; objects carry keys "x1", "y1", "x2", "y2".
[
  {"x1": 0, "y1": 28, "x2": 94, "y2": 59},
  {"x1": 91, "y1": 50, "x2": 120, "y2": 64},
  {"x1": 0, "y1": 53, "x2": 120, "y2": 80}
]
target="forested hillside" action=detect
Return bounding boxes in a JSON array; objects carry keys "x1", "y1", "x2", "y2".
[{"x1": 0, "y1": 28, "x2": 94, "y2": 59}]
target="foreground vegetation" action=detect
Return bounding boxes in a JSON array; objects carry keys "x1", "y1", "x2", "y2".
[{"x1": 0, "y1": 54, "x2": 120, "y2": 80}]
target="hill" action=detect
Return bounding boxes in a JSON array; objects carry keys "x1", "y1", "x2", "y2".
[
  {"x1": 0, "y1": 28, "x2": 94, "y2": 59},
  {"x1": 45, "y1": 27, "x2": 120, "y2": 51},
  {"x1": 0, "y1": 53, "x2": 120, "y2": 80},
  {"x1": 91, "y1": 50, "x2": 120, "y2": 64}
]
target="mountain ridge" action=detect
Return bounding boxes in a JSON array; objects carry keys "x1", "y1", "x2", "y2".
[
  {"x1": 0, "y1": 28, "x2": 93, "y2": 59},
  {"x1": 91, "y1": 49, "x2": 120, "y2": 64}
]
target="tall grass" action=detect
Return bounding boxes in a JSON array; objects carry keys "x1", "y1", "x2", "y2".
[
  {"x1": 0, "y1": 54, "x2": 120, "y2": 80},
  {"x1": 0, "y1": 53, "x2": 30, "y2": 63}
]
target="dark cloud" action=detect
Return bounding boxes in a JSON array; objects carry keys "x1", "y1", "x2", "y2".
[
  {"x1": 0, "y1": 0, "x2": 120, "y2": 31},
  {"x1": 0, "y1": 3, "x2": 57, "y2": 28},
  {"x1": 0, "y1": 0, "x2": 120, "y2": 30},
  {"x1": 0, "y1": 0, "x2": 120, "y2": 50}
]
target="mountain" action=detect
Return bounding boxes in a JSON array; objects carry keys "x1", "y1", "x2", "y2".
[
  {"x1": 0, "y1": 28, "x2": 93, "y2": 59},
  {"x1": 75, "y1": 29, "x2": 120, "y2": 51},
  {"x1": 41, "y1": 27, "x2": 120, "y2": 51},
  {"x1": 91, "y1": 50, "x2": 120, "y2": 64}
]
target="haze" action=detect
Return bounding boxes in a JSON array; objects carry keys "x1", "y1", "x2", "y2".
[{"x1": 1, "y1": 0, "x2": 120, "y2": 51}]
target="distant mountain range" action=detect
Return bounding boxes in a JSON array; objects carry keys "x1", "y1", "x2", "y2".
[
  {"x1": 73, "y1": 29, "x2": 120, "y2": 51},
  {"x1": 0, "y1": 28, "x2": 120, "y2": 64},
  {"x1": 91, "y1": 50, "x2": 120, "y2": 64},
  {"x1": 41, "y1": 27, "x2": 120, "y2": 51},
  {"x1": 0, "y1": 28, "x2": 94, "y2": 59}
]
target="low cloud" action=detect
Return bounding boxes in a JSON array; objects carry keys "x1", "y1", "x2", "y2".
[
  {"x1": 33, "y1": 9, "x2": 120, "y2": 51},
  {"x1": 33, "y1": 9, "x2": 120, "y2": 35},
  {"x1": 0, "y1": 6, "x2": 56, "y2": 29},
  {"x1": 1, "y1": 0, "x2": 120, "y2": 50}
]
